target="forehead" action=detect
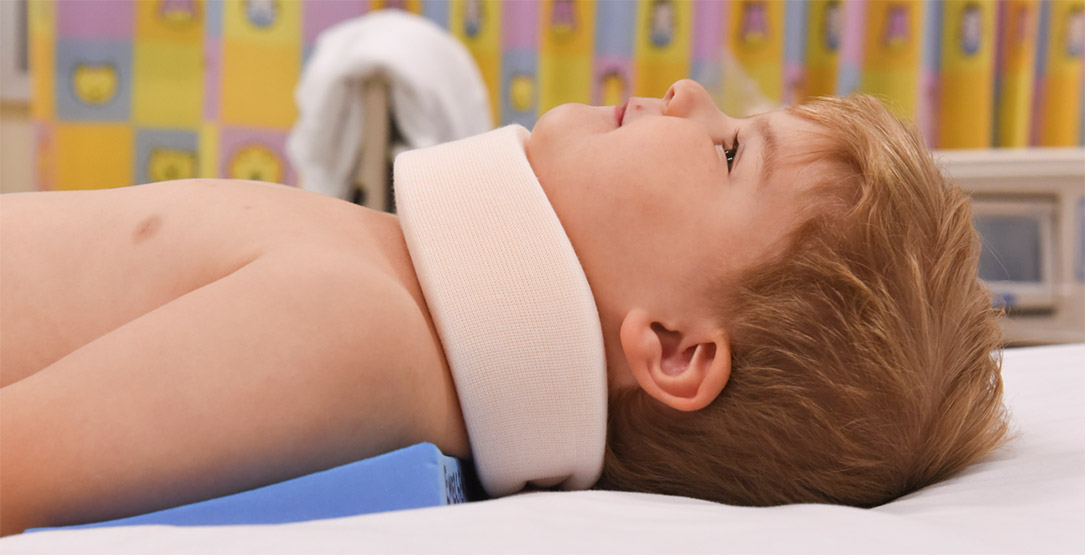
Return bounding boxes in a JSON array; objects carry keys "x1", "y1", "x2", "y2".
[
  {"x1": 761, "y1": 109, "x2": 828, "y2": 151},
  {"x1": 754, "y1": 111, "x2": 830, "y2": 189},
  {"x1": 750, "y1": 112, "x2": 849, "y2": 228}
]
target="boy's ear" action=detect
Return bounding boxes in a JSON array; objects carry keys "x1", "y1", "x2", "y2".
[{"x1": 618, "y1": 308, "x2": 732, "y2": 412}]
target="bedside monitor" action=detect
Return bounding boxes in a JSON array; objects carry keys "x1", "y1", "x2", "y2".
[
  {"x1": 938, "y1": 147, "x2": 1084, "y2": 345},
  {"x1": 972, "y1": 197, "x2": 1057, "y2": 313}
]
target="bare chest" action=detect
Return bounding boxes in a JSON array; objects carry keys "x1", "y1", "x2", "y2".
[{"x1": 0, "y1": 180, "x2": 426, "y2": 382}]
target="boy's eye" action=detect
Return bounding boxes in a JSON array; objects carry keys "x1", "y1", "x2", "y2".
[{"x1": 716, "y1": 134, "x2": 740, "y2": 173}]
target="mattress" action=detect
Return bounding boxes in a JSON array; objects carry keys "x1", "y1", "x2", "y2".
[{"x1": 2, "y1": 343, "x2": 1082, "y2": 554}]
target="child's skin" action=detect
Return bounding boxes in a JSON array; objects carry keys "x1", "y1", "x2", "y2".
[{"x1": 0, "y1": 80, "x2": 821, "y2": 535}]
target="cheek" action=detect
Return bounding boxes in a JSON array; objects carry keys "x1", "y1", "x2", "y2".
[{"x1": 613, "y1": 144, "x2": 719, "y2": 213}]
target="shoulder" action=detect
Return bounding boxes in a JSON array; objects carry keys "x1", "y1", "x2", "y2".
[
  {"x1": 255, "y1": 246, "x2": 422, "y2": 331},
  {"x1": 255, "y1": 244, "x2": 439, "y2": 362},
  {"x1": 245, "y1": 245, "x2": 453, "y2": 429}
]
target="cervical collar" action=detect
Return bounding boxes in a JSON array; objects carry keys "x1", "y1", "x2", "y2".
[{"x1": 394, "y1": 125, "x2": 607, "y2": 497}]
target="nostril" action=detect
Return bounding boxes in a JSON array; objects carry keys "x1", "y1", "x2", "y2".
[{"x1": 664, "y1": 85, "x2": 676, "y2": 104}]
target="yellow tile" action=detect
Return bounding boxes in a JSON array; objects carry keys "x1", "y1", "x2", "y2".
[
  {"x1": 1038, "y1": 73, "x2": 1083, "y2": 147},
  {"x1": 55, "y1": 124, "x2": 134, "y2": 190},
  {"x1": 199, "y1": 123, "x2": 219, "y2": 178},
  {"x1": 222, "y1": 0, "x2": 301, "y2": 45},
  {"x1": 539, "y1": 0, "x2": 595, "y2": 56},
  {"x1": 451, "y1": 0, "x2": 502, "y2": 51},
  {"x1": 220, "y1": 41, "x2": 299, "y2": 129},
  {"x1": 473, "y1": 50, "x2": 501, "y2": 125},
  {"x1": 861, "y1": 68, "x2": 920, "y2": 121},
  {"x1": 132, "y1": 42, "x2": 203, "y2": 128},
  {"x1": 939, "y1": 0, "x2": 992, "y2": 72},
  {"x1": 634, "y1": 60, "x2": 689, "y2": 99},
  {"x1": 28, "y1": 0, "x2": 55, "y2": 39},
  {"x1": 538, "y1": 56, "x2": 591, "y2": 113},
  {"x1": 636, "y1": 0, "x2": 692, "y2": 64},
  {"x1": 371, "y1": 0, "x2": 423, "y2": 14},
  {"x1": 136, "y1": 0, "x2": 205, "y2": 43},
  {"x1": 30, "y1": 35, "x2": 56, "y2": 121}
]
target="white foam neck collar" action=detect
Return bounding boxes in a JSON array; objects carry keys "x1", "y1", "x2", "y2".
[{"x1": 394, "y1": 125, "x2": 607, "y2": 497}]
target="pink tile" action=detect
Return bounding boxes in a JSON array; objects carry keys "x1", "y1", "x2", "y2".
[
  {"x1": 304, "y1": 0, "x2": 368, "y2": 44},
  {"x1": 57, "y1": 0, "x2": 134, "y2": 40},
  {"x1": 502, "y1": 0, "x2": 537, "y2": 50},
  {"x1": 204, "y1": 38, "x2": 221, "y2": 120}
]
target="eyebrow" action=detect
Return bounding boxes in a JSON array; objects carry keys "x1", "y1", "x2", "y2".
[{"x1": 756, "y1": 117, "x2": 778, "y2": 191}]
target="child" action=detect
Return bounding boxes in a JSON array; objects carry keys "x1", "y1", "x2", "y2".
[{"x1": 0, "y1": 80, "x2": 1008, "y2": 535}]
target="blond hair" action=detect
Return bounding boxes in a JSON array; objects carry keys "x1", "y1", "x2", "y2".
[{"x1": 599, "y1": 95, "x2": 1010, "y2": 507}]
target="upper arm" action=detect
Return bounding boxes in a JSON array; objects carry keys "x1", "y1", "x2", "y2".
[{"x1": 0, "y1": 249, "x2": 427, "y2": 534}]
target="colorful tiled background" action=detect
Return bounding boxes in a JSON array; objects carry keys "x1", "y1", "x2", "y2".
[{"x1": 28, "y1": 0, "x2": 1085, "y2": 191}]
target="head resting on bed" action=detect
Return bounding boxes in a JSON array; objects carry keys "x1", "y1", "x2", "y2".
[{"x1": 592, "y1": 93, "x2": 1010, "y2": 507}]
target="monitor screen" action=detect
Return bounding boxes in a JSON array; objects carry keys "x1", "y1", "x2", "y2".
[{"x1": 975, "y1": 215, "x2": 1044, "y2": 284}]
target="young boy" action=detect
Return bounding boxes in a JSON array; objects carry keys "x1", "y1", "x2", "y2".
[{"x1": 0, "y1": 80, "x2": 1008, "y2": 535}]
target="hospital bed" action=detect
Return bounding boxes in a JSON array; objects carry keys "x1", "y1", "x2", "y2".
[
  {"x1": 9, "y1": 82, "x2": 1082, "y2": 551},
  {"x1": 2, "y1": 342, "x2": 1081, "y2": 553}
]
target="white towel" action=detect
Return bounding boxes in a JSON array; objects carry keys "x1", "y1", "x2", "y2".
[{"x1": 287, "y1": 10, "x2": 492, "y2": 199}]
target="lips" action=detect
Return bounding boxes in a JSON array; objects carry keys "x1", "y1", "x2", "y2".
[{"x1": 615, "y1": 100, "x2": 628, "y2": 127}]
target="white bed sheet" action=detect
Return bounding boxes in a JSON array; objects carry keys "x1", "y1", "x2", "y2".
[{"x1": 3, "y1": 343, "x2": 1082, "y2": 554}]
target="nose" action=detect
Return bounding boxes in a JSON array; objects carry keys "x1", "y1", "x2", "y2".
[
  {"x1": 662, "y1": 79, "x2": 734, "y2": 141},
  {"x1": 662, "y1": 79, "x2": 717, "y2": 118}
]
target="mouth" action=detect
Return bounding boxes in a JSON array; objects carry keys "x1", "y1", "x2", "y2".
[{"x1": 615, "y1": 100, "x2": 628, "y2": 127}]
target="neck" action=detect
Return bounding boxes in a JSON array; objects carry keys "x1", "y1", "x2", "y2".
[
  {"x1": 592, "y1": 296, "x2": 635, "y2": 393},
  {"x1": 372, "y1": 211, "x2": 471, "y2": 459},
  {"x1": 393, "y1": 125, "x2": 608, "y2": 496}
]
